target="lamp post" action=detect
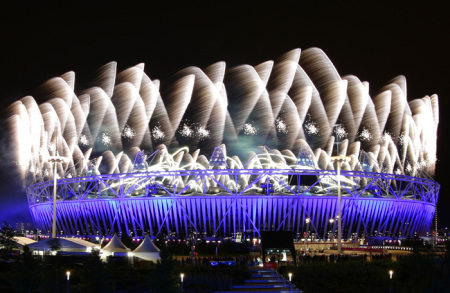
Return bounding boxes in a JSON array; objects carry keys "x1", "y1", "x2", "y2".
[
  {"x1": 288, "y1": 272, "x2": 292, "y2": 291},
  {"x1": 305, "y1": 218, "x2": 310, "y2": 250},
  {"x1": 180, "y1": 273, "x2": 184, "y2": 292},
  {"x1": 66, "y1": 271, "x2": 70, "y2": 293},
  {"x1": 48, "y1": 156, "x2": 67, "y2": 238},
  {"x1": 329, "y1": 218, "x2": 335, "y2": 242},
  {"x1": 330, "y1": 156, "x2": 350, "y2": 254},
  {"x1": 389, "y1": 270, "x2": 394, "y2": 293}
]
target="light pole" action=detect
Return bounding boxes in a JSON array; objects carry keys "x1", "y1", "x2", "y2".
[
  {"x1": 66, "y1": 271, "x2": 70, "y2": 293},
  {"x1": 288, "y1": 272, "x2": 292, "y2": 291},
  {"x1": 180, "y1": 273, "x2": 184, "y2": 292},
  {"x1": 305, "y1": 218, "x2": 310, "y2": 250},
  {"x1": 48, "y1": 156, "x2": 68, "y2": 238},
  {"x1": 330, "y1": 156, "x2": 350, "y2": 255},
  {"x1": 329, "y1": 218, "x2": 335, "y2": 243},
  {"x1": 389, "y1": 270, "x2": 394, "y2": 293}
]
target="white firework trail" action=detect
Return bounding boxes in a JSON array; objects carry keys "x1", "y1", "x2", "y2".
[
  {"x1": 243, "y1": 123, "x2": 258, "y2": 135},
  {"x1": 395, "y1": 168, "x2": 402, "y2": 175},
  {"x1": 48, "y1": 141, "x2": 56, "y2": 152},
  {"x1": 398, "y1": 133, "x2": 406, "y2": 145},
  {"x1": 275, "y1": 118, "x2": 288, "y2": 134}
]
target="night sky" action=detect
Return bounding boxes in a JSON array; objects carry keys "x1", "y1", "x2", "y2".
[{"x1": 1, "y1": 1, "x2": 449, "y2": 229}]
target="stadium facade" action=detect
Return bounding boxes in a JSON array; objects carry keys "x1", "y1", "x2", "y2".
[{"x1": 5, "y1": 48, "x2": 439, "y2": 240}]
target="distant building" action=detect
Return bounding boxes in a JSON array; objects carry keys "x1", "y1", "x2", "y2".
[{"x1": 15, "y1": 222, "x2": 34, "y2": 234}]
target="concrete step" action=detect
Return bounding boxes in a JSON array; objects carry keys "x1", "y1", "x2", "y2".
[
  {"x1": 214, "y1": 288, "x2": 302, "y2": 293},
  {"x1": 233, "y1": 284, "x2": 289, "y2": 289},
  {"x1": 246, "y1": 279, "x2": 285, "y2": 283}
]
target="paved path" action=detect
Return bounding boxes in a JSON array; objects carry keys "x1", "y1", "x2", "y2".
[{"x1": 214, "y1": 267, "x2": 301, "y2": 293}]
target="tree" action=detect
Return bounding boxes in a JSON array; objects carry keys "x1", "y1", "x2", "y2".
[
  {"x1": 78, "y1": 250, "x2": 114, "y2": 293},
  {"x1": 0, "y1": 222, "x2": 18, "y2": 260},
  {"x1": 47, "y1": 238, "x2": 62, "y2": 253},
  {"x1": 148, "y1": 245, "x2": 180, "y2": 292},
  {"x1": 9, "y1": 245, "x2": 40, "y2": 292}
]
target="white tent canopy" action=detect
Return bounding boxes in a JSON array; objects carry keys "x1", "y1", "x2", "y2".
[
  {"x1": 132, "y1": 235, "x2": 160, "y2": 262},
  {"x1": 13, "y1": 236, "x2": 36, "y2": 247},
  {"x1": 101, "y1": 234, "x2": 130, "y2": 257},
  {"x1": 28, "y1": 237, "x2": 98, "y2": 253}
]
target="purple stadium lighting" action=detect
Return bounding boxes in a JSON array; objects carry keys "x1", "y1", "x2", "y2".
[{"x1": 4, "y1": 48, "x2": 439, "y2": 240}]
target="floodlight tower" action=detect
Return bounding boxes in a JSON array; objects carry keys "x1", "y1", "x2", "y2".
[
  {"x1": 48, "y1": 155, "x2": 68, "y2": 238},
  {"x1": 330, "y1": 155, "x2": 351, "y2": 254}
]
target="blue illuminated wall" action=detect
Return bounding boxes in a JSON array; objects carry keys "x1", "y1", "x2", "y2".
[{"x1": 27, "y1": 169, "x2": 439, "y2": 239}]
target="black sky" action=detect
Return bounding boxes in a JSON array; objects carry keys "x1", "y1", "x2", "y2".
[{"x1": 0, "y1": 1, "x2": 449, "y2": 228}]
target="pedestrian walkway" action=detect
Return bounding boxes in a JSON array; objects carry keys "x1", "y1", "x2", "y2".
[{"x1": 214, "y1": 267, "x2": 301, "y2": 293}]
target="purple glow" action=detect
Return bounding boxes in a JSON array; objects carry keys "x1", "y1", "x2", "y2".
[{"x1": 27, "y1": 168, "x2": 438, "y2": 238}]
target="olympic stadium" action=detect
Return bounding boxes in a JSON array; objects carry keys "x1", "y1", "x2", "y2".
[{"x1": 4, "y1": 48, "x2": 439, "y2": 241}]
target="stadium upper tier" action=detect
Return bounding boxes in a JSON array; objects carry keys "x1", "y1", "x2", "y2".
[{"x1": 5, "y1": 48, "x2": 438, "y2": 186}]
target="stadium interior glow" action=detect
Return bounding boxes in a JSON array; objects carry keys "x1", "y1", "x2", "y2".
[{"x1": 5, "y1": 48, "x2": 439, "y2": 239}]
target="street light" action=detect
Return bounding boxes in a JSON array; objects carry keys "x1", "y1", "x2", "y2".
[
  {"x1": 389, "y1": 270, "x2": 394, "y2": 279},
  {"x1": 48, "y1": 155, "x2": 68, "y2": 238},
  {"x1": 288, "y1": 272, "x2": 292, "y2": 291},
  {"x1": 328, "y1": 218, "x2": 335, "y2": 242},
  {"x1": 330, "y1": 156, "x2": 351, "y2": 255},
  {"x1": 180, "y1": 273, "x2": 184, "y2": 291},
  {"x1": 66, "y1": 271, "x2": 70, "y2": 293}
]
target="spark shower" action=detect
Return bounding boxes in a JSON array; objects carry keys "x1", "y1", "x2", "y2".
[{"x1": 3, "y1": 48, "x2": 439, "y2": 239}]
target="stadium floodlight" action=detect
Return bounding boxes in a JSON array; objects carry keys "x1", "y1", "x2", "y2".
[{"x1": 48, "y1": 156, "x2": 68, "y2": 238}]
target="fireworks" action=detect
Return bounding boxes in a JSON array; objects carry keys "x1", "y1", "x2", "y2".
[
  {"x1": 243, "y1": 123, "x2": 258, "y2": 135},
  {"x1": 179, "y1": 123, "x2": 194, "y2": 138},
  {"x1": 405, "y1": 163, "x2": 412, "y2": 173},
  {"x1": 304, "y1": 122, "x2": 319, "y2": 135},
  {"x1": 197, "y1": 126, "x2": 210, "y2": 140},
  {"x1": 101, "y1": 132, "x2": 112, "y2": 147},
  {"x1": 48, "y1": 141, "x2": 56, "y2": 152},
  {"x1": 275, "y1": 118, "x2": 288, "y2": 134},
  {"x1": 358, "y1": 127, "x2": 372, "y2": 142},
  {"x1": 4, "y1": 47, "x2": 438, "y2": 186},
  {"x1": 122, "y1": 124, "x2": 136, "y2": 139},
  {"x1": 382, "y1": 132, "x2": 393, "y2": 143},
  {"x1": 152, "y1": 126, "x2": 165, "y2": 141},
  {"x1": 79, "y1": 134, "x2": 89, "y2": 146},
  {"x1": 398, "y1": 133, "x2": 406, "y2": 145},
  {"x1": 333, "y1": 124, "x2": 347, "y2": 140}
]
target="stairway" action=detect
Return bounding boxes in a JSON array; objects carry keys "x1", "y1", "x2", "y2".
[{"x1": 214, "y1": 268, "x2": 301, "y2": 293}]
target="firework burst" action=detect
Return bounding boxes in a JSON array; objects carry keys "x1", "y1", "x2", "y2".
[
  {"x1": 358, "y1": 127, "x2": 372, "y2": 142},
  {"x1": 333, "y1": 124, "x2": 347, "y2": 140},
  {"x1": 275, "y1": 118, "x2": 288, "y2": 134},
  {"x1": 79, "y1": 134, "x2": 89, "y2": 146},
  {"x1": 152, "y1": 126, "x2": 165, "y2": 141},
  {"x1": 197, "y1": 126, "x2": 210, "y2": 140},
  {"x1": 122, "y1": 124, "x2": 136, "y2": 140},
  {"x1": 243, "y1": 123, "x2": 258, "y2": 135}
]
